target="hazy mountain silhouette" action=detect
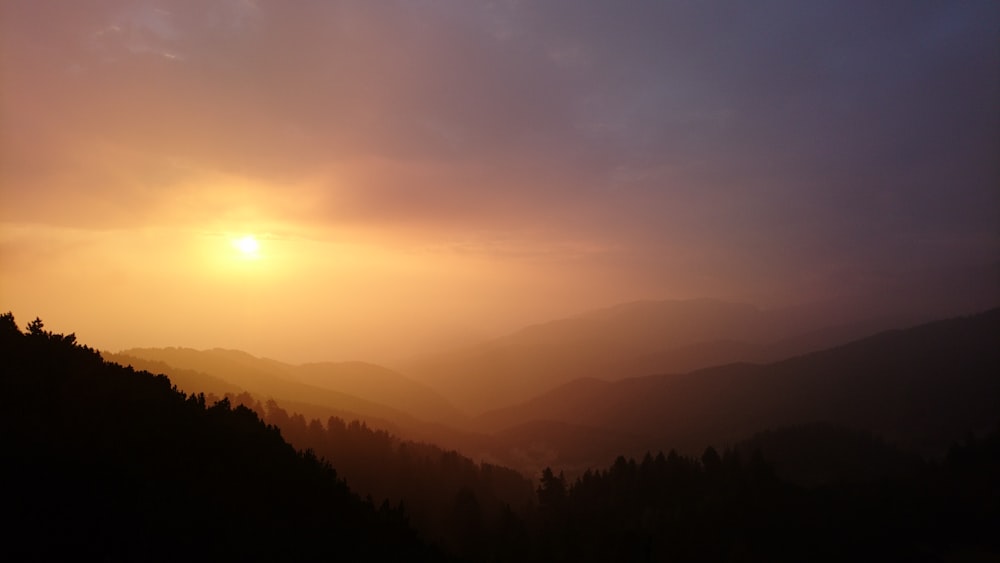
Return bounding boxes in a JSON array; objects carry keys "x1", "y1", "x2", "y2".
[
  {"x1": 293, "y1": 360, "x2": 467, "y2": 424},
  {"x1": 406, "y1": 265, "x2": 998, "y2": 414},
  {"x1": 405, "y1": 298, "x2": 912, "y2": 414},
  {"x1": 111, "y1": 347, "x2": 467, "y2": 426},
  {"x1": 105, "y1": 348, "x2": 421, "y2": 431},
  {"x1": 101, "y1": 351, "x2": 246, "y2": 397},
  {"x1": 477, "y1": 309, "x2": 1000, "y2": 469},
  {"x1": 406, "y1": 299, "x2": 771, "y2": 413}
]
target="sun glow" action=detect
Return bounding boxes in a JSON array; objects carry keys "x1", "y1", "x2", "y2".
[{"x1": 232, "y1": 235, "x2": 261, "y2": 259}]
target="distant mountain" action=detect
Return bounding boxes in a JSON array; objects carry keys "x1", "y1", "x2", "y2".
[
  {"x1": 110, "y1": 347, "x2": 467, "y2": 427},
  {"x1": 100, "y1": 352, "x2": 245, "y2": 397},
  {"x1": 409, "y1": 264, "x2": 999, "y2": 416},
  {"x1": 105, "y1": 348, "x2": 419, "y2": 432},
  {"x1": 403, "y1": 262, "x2": 1000, "y2": 415},
  {"x1": 477, "y1": 309, "x2": 1000, "y2": 469},
  {"x1": 405, "y1": 299, "x2": 764, "y2": 413},
  {"x1": 292, "y1": 360, "x2": 467, "y2": 425},
  {"x1": 404, "y1": 298, "x2": 925, "y2": 414}
]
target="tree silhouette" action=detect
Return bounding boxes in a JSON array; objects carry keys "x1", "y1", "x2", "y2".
[
  {"x1": 537, "y1": 467, "x2": 567, "y2": 511},
  {"x1": 0, "y1": 313, "x2": 437, "y2": 561}
]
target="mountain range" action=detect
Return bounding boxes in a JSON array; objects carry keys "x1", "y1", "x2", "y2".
[
  {"x1": 106, "y1": 301, "x2": 999, "y2": 477},
  {"x1": 478, "y1": 308, "x2": 1000, "y2": 472},
  {"x1": 403, "y1": 273, "x2": 998, "y2": 414}
]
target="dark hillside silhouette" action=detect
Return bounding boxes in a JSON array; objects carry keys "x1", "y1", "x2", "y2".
[{"x1": 0, "y1": 314, "x2": 436, "y2": 561}]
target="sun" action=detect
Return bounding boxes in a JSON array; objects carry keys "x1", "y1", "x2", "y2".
[{"x1": 232, "y1": 235, "x2": 261, "y2": 259}]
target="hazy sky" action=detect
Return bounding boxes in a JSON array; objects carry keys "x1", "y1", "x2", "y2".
[{"x1": 2, "y1": 1, "x2": 998, "y2": 362}]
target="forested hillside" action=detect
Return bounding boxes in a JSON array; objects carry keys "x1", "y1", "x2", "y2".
[
  {"x1": 0, "y1": 314, "x2": 436, "y2": 561},
  {"x1": 528, "y1": 433, "x2": 999, "y2": 562}
]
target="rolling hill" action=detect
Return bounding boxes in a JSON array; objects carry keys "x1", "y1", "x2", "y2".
[
  {"x1": 405, "y1": 264, "x2": 999, "y2": 414},
  {"x1": 107, "y1": 347, "x2": 467, "y2": 426},
  {"x1": 404, "y1": 298, "x2": 919, "y2": 413}
]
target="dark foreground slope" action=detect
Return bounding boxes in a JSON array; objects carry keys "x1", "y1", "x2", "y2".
[{"x1": 0, "y1": 315, "x2": 437, "y2": 562}]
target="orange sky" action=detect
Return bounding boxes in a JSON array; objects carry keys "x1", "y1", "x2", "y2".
[{"x1": 2, "y1": 2, "x2": 997, "y2": 363}]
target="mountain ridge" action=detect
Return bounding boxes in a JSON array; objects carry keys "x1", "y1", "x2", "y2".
[
  {"x1": 476, "y1": 308, "x2": 1000, "y2": 468},
  {"x1": 111, "y1": 346, "x2": 468, "y2": 427},
  {"x1": 404, "y1": 297, "x2": 918, "y2": 413}
]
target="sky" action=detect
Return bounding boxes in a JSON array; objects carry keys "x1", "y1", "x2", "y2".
[{"x1": 1, "y1": 0, "x2": 998, "y2": 363}]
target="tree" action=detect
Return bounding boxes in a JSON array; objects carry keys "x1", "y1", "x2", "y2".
[
  {"x1": 537, "y1": 467, "x2": 566, "y2": 510},
  {"x1": 27, "y1": 317, "x2": 45, "y2": 336},
  {"x1": 702, "y1": 446, "x2": 722, "y2": 472},
  {"x1": 0, "y1": 312, "x2": 18, "y2": 337}
]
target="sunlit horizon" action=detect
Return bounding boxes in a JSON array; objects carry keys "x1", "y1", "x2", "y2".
[
  {"x1": 2, "y1": 4, "x2": 998, "y2": 558},
  {"x1": 2, "y1": 1, "x2": 997, "y2": 364}
]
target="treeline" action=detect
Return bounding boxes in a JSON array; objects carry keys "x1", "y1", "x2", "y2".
[
  {"x1": 527, "y1": 437, "x2": 999, "y2": 562},
  {"x1": 0, "y1": 314, "x2": 437, "y2": 561}
]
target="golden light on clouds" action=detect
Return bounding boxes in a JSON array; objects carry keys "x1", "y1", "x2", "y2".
[{"x1": 1, "y1": 1, "x2": 996, "y2": 365}]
